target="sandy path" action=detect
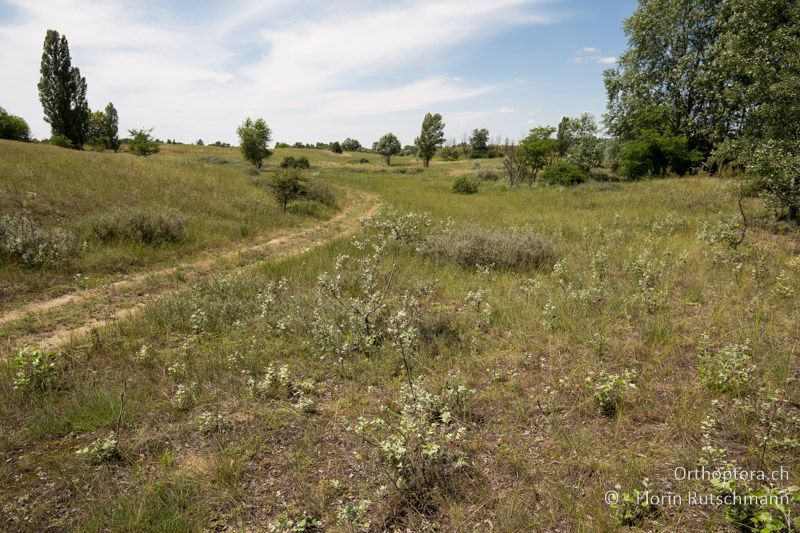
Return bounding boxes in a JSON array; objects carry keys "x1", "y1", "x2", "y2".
[{"x1": 3, "y1": 190, "x2": 379, "y2": 351}]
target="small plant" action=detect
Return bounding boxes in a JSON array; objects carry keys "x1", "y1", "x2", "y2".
[
  {"x1": 12, "y1": 346, "x2": 59, "y2": 394},
  {"x1": 76, "y1": 432, "x2": 119, "y2": 462},
  {"x1": 196, "y1": 411, "x2": 225, "y2": 434},
  {"x1": 248, "y1": 364, "x2": 316, "y2": 412},
  {"x1": 336, "y1": 499, "x2": 371, "y2": 531},
  {"x1": 611, "y1": 478, "x2": 659, "y2": 526},
  {"x1": 0, "y1": 214, "x2": 83, "y2": 268},
  {"x1": 267, "y1": 510, "x2": 321, "y2": 532},
  {"x1": 171, "y1": 382, "x2": 197, "y2": 411},
  {"x1": 585, "y1": 369, "x2": 637, "y2": 416},
  {"x1": 697, "y1": 334, "x2": 755, "y2": 395},
  {"x1": 451, "y1": 175, "x2": 478, "y2": 194}
]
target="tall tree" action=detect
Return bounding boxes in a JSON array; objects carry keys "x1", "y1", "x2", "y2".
[
  {"x1": 517, "y1": 126, "x2": 557, "y2": 185},
  {"x1": 604, "y1": 0, "x2": 723, "y2": 154},
  {"x1": 237, "y1": 117, "x2": 272, "y2": 168},
  {"x1": 414, "y1": 112, "x2": 445, "y2": 167},
  {"x1": 375, "y1": 133, "x2": 401, "y2": 165},
  {"x1": 469, "y1": 128, "x2": 489, "y2": 154},
  {"x1": 38, "y1": 29, "x2": 90, "y2": 148}
]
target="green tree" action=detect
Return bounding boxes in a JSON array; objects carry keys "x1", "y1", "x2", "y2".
[
  {"x1": 556, "y1": 117, "x2": 572, "y2": 158},
  {"x1": 414, "y1": 112, "x2": 445, "y2": 167},
  {"x1": 237, "y1": 117, "x2": 272, "y2": 168},
  {"x1": 38, "y1": 29, "x2": 90, "y2": 149},
  {"x1": 438, "y1": 146, "x2": 460, "y2": 161},
  {"x1": 0, "y1": 107, "x2": 31, "y2": 141},
  {"x1": 375, "y1": 133, "x2": 401, "y2": 165},
  {"x1": 565, "y1": 113, "x2": 603, "y2": 171},
  {"x1": 270, "y1": 170, "x2": 307, "y2": 212},
  {"x1": 341, "y1": 138, "x2": 361, "y2": 152},
  {"x1": 330, "y1": 141, "x2": 343, "y2": 154},
  {"x1": 127, "y1": 128, "x2": 160, "y2": 157},
  {"x1": 604, "y1": 0, "x2": 722, "y2": 154},
  {"x1": 517, "y1": 126, "x2": 557, "y2": 185},
  {"x1": 87, "y1": 103, "x2": 119, "y2": 151},
  {"x1": 469, "y1": 128, "x2": 489, "y2": 155}
]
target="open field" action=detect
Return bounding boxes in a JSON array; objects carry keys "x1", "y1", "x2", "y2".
[{"x1": 1, "y1": 142, "x2": 799, "y2": 531}]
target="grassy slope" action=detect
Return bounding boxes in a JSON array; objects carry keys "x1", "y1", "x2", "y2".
[
  {"x1": 0, "y1": 141, "x2": 348, "y2": 308},
  {"x1": 1, "y1": 144, "x2": 798, "y2": 531}
]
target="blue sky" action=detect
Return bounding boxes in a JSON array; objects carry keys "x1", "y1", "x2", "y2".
[{"x1": 0, "y1": 0, "x2": 636, "y2": 145}]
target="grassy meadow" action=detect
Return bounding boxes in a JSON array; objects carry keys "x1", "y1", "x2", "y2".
[{"x1": 1, "y1": 141, "x2": 799, "y2": 531}]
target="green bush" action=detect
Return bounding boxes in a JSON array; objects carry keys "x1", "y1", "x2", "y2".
[
  {"x1": 89, "y1": 209, "x2": 185, "y2": 245},
  {"x1": 452, "y1": 176, "x2": 478, "y2": 194},
  {"x1": 49, "y1": 134, "x2": 74, "y2": 149},
  {"x1": 475, "y1": 169, "x2": 500, "y2": 181},
  {"x1": 127, "y1": 128, "x2": 160, "y2": 157},
  {"x1": 540, "y1": 162, "x2": 586, "y2": 186},
  {"x1": 279, "y1": 156, "x2": 310, "y2": 169},
  {"x1": 438, "y1": 146, "x2": 460, "y2": 161},
  {"x1": 0, "y1": 214, "x2": 82, "y2": 268},
  {"x1": 423, "y1": 226, "x2": 556, "y2": 271},
  {"x1": 620, "y1": 130, "x2": 702, "y2": 179},
  {"x1": 305, "y1": 180, "x2": 336, "y2": 207},
  {"x1": 0, "y1": 106, "x2": 31, "y2": 141}
]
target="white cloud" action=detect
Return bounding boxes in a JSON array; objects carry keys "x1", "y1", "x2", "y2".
[
  {"x1": 0, "y1": 0, "x2": 560, "y2": 143},
  {"x1": 498, "y1": 106, "x2": 514, "y2": 114},
  {"x1": 572, "y1": 46, "x2": 617, "y2": 65}
]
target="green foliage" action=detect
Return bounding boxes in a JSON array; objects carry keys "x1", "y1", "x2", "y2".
[
  {"x1": 0, "y1": 214, "x2": 82, "y2": 267},
  {"x1": 415, "y1": 112, "x2": 445, "y2": 167},
  {"x1": 279, "y1": 155, "x2": 310, "y2": 169},
  {"x1": 330, "y1": 141, "x2": 343, "y2": 154},
  {"x1": 375, "y1": 132, "x2": 401, "y2": 165},
  {"x1": 451, "y1": 175, "x2": 478, "y2": 194},
  {"x1": 268, "y1": 510, "x2": 321, "y2": 532},
  {"x1": 585, "y1": 369, "x2": 637, "y2": 416},
  {"x1": 475, "y1": 169, "x2": 500, "y2": 181},
  {"x1": 438, "y1": 145, "x2": 460, "y2": 161},
  {"x1": 237, "y1": 117, "x2": 272, "y2": 168},
  {"x1": 38, "y1": 29, "x2": 89, "y2": 148},
  {"x1": 127, "y1": 128, "x2": 160, "y2": 157},
  {"x1": 469, "y1": 127, "x2": 489, "y2": 155},
  {"x1": 76, "y1": 432, "x2": 119, "y2": 463},
  {"x1": 341, "y1": 137, "x2": 361, "y2": 152},
  {"x1": 0, "y1": 106, "x2": 31, "y2": 141},
  {"x1": 270, "y1": 170, "x2": 306, "y2": 212},
  {"x1": 88, "y1": 102, "x2": 119, "y2": 151},
  {"x1": 620, "y1": 123, "x2": 702, "y2": 180},
  {"x1": 12, "y1": 346, "x2": 60, "y2": 394},
  {"x1": 88, "y1": 208, "x2": 186, "y2": 245},
  {"x1": 611, "y1": 478, "x2": 659, "y2": 526},
  {"x1": 540, "y1": 161, "x2": 587, "y2": 186},
  {"x1": 563, "y1": 113, "x2": 603, "y2": 171},
  {"x1": 696, "y1": 334, "x2": 755, "y2": 395},
  {"x1": 48, "y1": 134, "x2": 74, "y2": 149},
  {"x1": 516, "y1": 126, "x2": 557, "y2": 184}
]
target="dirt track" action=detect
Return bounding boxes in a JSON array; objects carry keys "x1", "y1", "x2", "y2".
[{"x1": 2, "y1": 190, "x2": 379, "y2": 351}]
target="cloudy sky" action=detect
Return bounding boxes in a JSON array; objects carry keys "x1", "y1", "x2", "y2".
[{"x1": 0, "y1": 0, "x2": 635, "y2": 146}]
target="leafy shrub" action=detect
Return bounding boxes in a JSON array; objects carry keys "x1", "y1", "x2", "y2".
[
  {"x1": 12, "y1": 346, "x2": 60, "y2": 394},
  {"x1": 48, "y1": 134, "x2": 74, "y2": 149},
  {"x1": 696, "y1": 334, "x2": 755, "y2": 395},
  {"x1": 438, "y1": 146, "x2": 460, "y2": 161},
  {"x1": 611, "y1": 478, "x2": 659, "y2": 526},
  {"x1": 76, "y1": 432, "x2": 119, "y2": 462},
  {"x1": 270, "y1": 170, "x2": 307, "y2": 212},
  {"x1": 304, "y1": 180, "x2": 336, "y2": 207},
  {"x1": 350, "y1": 380, "x2": 472, "y2": 510},
  {"x1": 620, "y1": 130, "x2": 702, "y2": 179},
  {"x1": 358, "y1": 157, "x2": 370, "y2": 164},
  {"x1": 0, "y1": 214, "x2": 83, "y2": 268},
  {"x1": 452, "y1": 176, "x2": 478, "y2": 194},
  {"x1": 89, "y1": 209, "x2": 186, "y2": 245},
  {"x1": 540, "y1": 161, "x2": 586, "y2": 186},
  {"x1": 279, "y1": 156, "x2": 311, "y2": 169},
  {"x1": 127, "y1": 128, "x2": 160, "y2": 157},
  {"x1": 0, "y1": 106, "x2": 31, "y2": 141},
  {"x1": 475, "y1": 169, "x2": 500, "y2": 181},
  {"x1": 422, "y1": 226, "x2": 556, "y2": 271},
  {"x1": 585, "y1": 369, "x2": 637, "y2": 416}
]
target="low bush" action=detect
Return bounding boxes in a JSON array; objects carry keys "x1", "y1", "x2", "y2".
[
  {"x1": 279, "y1": 156, "x2": 311, "y2": 169},
  {"x1": 475, "y1": 169, "x2": 500, "y2": 181},
  {"x1": 438, "y1": 146, "x2": 460, "y2": 161},
  {"x1": 452, "y1": 176, "x2": 478, "y2": 194},
  {"x1": 198, "y1": 155, "x2": 230, "y2": 165},
  {"x1": 89, "y1": 209, "x2": 186, "y2": 245},
  {"x1": 304, "y1": 180, "x2": 336, "y2": 207},
  {"x1": 0, "y1": 214, "x2": 83, "y2": 268},
  {"x1": 422, "y1": 226, "x2": 556, "y2": 271},
  {"x1": 48, "y1": 134, "x2": 74, "y2": 149},
  {"x1": 539, "y1": 162, "x2": 586, "y2": 186}
]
